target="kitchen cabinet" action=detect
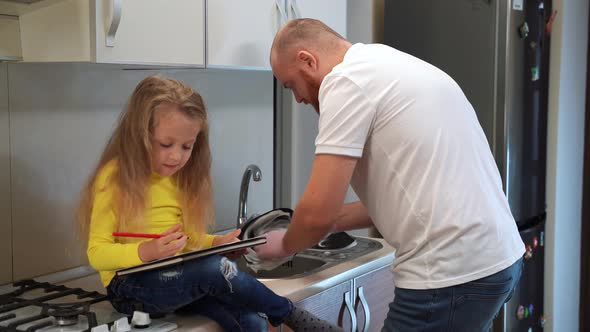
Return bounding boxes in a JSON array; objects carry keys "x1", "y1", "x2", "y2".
[
  {"x1": 17, "y1": 0, "x2": 205, "y2": 66},
  {"x1": 207, "y1": 0, "x2": 347, "y2": 70},
  {"x1": 279, "y1": 265, "x2": 394, "y2": 332},
  {"x1": 207, "y1": 0, "x2": 286, "y2": 70},
  {"x1": 279, "y1": 280, "x2": 355, "y2": 332},
  {"x1": 0, "y1": 64, "x2": 12, "y2": 284},
  {"x1": 296, "y1": 280, "x2": 356, "y2": 331},
  {"x1": 286, "y1": 0, "x2": 347, "y2": 37},
  {"x1": 0, "y1": 16, "x2": 21, "y2": 61},
  {"x1": 2, "y1": 0, "x2": 347, "y2": 68},
  {"x1": 353, "y1": 265, "x2": 395, "y2": 331}
]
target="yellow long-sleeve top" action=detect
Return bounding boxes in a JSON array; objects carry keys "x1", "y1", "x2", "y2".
[{"x1": 87, "y1": 160, "x2": 216, "y2": 287}]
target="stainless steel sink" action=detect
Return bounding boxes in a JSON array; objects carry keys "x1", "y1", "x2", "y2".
[
  {"x1": 237, "y1": 236, "x2": 383, "y2": 280},
  {"x1": 236, "y1": 255, "x2": 326, "y2": 279}
]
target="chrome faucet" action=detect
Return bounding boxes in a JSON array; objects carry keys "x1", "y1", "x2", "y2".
[{"x1": 237, "y1": 164, "x2": 262, "y2": 228}]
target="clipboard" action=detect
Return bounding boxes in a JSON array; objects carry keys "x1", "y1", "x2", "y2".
[{"x1": 116, "y1": 235, "x2": 267, "y2": 276}]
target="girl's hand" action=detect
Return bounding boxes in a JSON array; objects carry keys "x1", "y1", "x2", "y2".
[
  {"x1": 138, "y1": 224, "x2": 187, "y2": 262},
  {"x1": 213, "y1": 229, "x2": 247, "y2": 259}
]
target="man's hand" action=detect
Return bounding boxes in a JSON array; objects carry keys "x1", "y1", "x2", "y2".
[
  {"x1": 254, "y1": 229, "x2": 291, "y2": 259},
  {"x1": 213, "y1": 229, "x2": 246, "y2": 259},
  {"x1": 138, "y1": 224, "x2": 187, "y2": 262}
]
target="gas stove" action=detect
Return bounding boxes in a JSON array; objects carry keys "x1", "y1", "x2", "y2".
[{"x1": 0, "y1": 280, "x2": 177, "y2": 332}]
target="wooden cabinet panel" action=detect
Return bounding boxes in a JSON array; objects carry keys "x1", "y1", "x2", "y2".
[{"x1": 354, "y1": 265, "x2": 395, "y2": 332}]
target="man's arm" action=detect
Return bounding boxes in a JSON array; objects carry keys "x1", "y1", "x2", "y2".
[
  {"x1": 282, "y1": 154, "x2": 358, "y2": 253},
  {"x1": 332, "y1": 201, "x2": 373, "y2": 232}
]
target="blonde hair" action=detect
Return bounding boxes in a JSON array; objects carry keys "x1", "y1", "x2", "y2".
[{"x1": 77, "y1": 75, "x2": 214, "y2": 244}]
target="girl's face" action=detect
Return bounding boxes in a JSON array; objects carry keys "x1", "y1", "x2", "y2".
[{"x1": 150, "y1": 103, "x2": 201, "y2": 177}]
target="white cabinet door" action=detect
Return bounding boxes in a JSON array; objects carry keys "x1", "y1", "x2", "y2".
[
  {"x1": 207, "y1": 0, "x2": 286, "y2": 69},
  {"x1": 286, "y1": 0, "x2": 347, "y2": 37},
  {"x1": 94, "y1": 0, "x2": 205, "y2": 66},
  {"x1": 19, "y1": 0, "x2": 205, "y2": 66},
  {"x1": 0, "y1": 16, "x2": 21, "y2": 60}
]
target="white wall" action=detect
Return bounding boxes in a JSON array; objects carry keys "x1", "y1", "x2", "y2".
[{"x1": 545, "y1": 0, "x2": 588, "y2": 331}]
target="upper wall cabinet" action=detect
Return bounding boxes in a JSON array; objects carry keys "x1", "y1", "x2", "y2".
[
  {"x1": 11, "y1": 0, "x2": 205, "y2": 66},
  {"x1": 286, "y1": 0, "x2": 347, "y2": 37},
  {"x1": 207, "y1": 0, "x2": 286, "y2": 70},
  {"x1": 0, "y1": 0, "x2": 346, "y2": 68},
  {"x1": 0, "y1": 15, "x2": 21, "y2": 61}
]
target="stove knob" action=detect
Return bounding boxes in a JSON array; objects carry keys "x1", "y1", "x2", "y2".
[
  {"x1": 132, "y1": 311, "x2": 152, "y2": 328},
  {"x1": 91, "y1": 324, "x2": 110, "y2": 332},
  {"x1": 111, "y1": 317, "x2": 131, "y2": 332}
]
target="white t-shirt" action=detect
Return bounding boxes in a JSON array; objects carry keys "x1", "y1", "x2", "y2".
[{"x1": 316, "y1": 43, "x2": 525, "y2": 289}]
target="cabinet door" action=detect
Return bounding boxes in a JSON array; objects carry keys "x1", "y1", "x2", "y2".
[
  {"x1": 93, "y1": 0, "x2": 205, "y2": 66},
  {"x1": 0, "y1": 16, "x2": 21, "y2": 60},
  {"x1": 0, "y1": 64, "x2": 11, "y2": 284},
  {"x1": 286, "y1": 0, "x2": 347, "y2": 37},
  {"x1": 279, "y1": 280, "x2": 355, "y2": 331},
  {"x1": 354, "y1": 265, "x2": 395, "y2": 332},
  {"x1": 207, "y1": 0, "x2": 286, "y2": 69}
]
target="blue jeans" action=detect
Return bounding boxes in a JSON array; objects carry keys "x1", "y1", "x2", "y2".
[
  {"x1": 107, "y1": 255, "x2": 294, "y2": 332},
  {"x1": 382, "y1": 258, "x2": 523, "y2": 332}
]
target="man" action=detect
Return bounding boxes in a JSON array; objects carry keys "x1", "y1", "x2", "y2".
[{"x1": 256, "y1": 18, "x2": 525, "y2": 331}]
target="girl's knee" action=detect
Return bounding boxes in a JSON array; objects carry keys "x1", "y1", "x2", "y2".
[
  {"x1": 185, "y1": 255, "x2": 224, "y2": 274},
  {"x1": 185, "y1": 255, "x2": 239, "y2": 285}
]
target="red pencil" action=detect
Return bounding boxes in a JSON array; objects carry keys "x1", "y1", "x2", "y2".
[{"x1": 112, "y1": 232, "x2": 162, "y2": 239}]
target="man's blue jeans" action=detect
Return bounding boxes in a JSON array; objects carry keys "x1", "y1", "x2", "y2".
[
  {"x1": 107, "y1": 254, "x2": 294, "y2": 332},
  {"x1": 382, "y1": 258, "x2": 523, "y2": 332}
]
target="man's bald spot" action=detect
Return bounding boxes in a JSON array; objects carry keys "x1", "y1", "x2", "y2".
[{"x1": 271, "y1": 18, "x2": 345, "y2": 61}]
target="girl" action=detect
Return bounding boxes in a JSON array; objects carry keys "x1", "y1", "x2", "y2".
[{"x1": 77, "y1": 75, "x2": 342, "y2": 332}]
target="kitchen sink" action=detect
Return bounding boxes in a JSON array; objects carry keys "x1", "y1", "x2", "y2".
[
  {"x1": 236, "y1": 255, "x2": 326, "y2": 279},
  {"x1": 237, "y1": 236, "x2": 383, "y2": 280}
]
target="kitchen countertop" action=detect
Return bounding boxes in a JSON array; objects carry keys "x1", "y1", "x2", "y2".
[{"x1": 62, "y1": 237, "x2": 396, "y2": 332}]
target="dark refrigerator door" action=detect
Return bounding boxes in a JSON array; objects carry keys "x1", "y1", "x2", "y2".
[
  {"x1": 504, "y1": 220, "x2": 545, "y2": 331},
  {"x1": 383, "y1": 0, "x2": 498, "y2": 148},
  {"x1": 509, "y1": 0, "x2": 550, "y2": 227}
]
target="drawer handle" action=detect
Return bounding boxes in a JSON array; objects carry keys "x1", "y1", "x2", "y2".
[
  {"x1": 106, "y1": 0, "x2": 122, "y2": 47},
  {"x1": 358, "y1": 287, "x2": 371, "y2": 332},
  {"x1": 344, "y1": 291, "x2": 357, "y2": 332}
]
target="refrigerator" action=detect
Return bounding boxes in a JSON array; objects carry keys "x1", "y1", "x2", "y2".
[{"x1": 384, "y1": 0, "x2": 551, "y2": 331}]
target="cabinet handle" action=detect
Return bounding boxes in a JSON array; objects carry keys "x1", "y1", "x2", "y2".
[
  {"x1": 344, "y1": 291, "x2": 357, "y2": 332},
  {"x1": 275, "y1": 0, "x2": 287, "y2": 27},
  {"x1": 358, "y1": 287, "x2": 371, "y2": 332},
  {"x1": 289, "y1": 0, "x2": 301, "y2": 19},
  {"x1": 106, "y1": 0, "x2": 122, "y2": 47}
]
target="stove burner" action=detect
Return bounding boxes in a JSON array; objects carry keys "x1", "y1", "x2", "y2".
[
  {"x1": 55, "y1": 315, "x2": 79, "y2": 327},
  {"x1": 43, "y1": 303, "x2": 91, "y2": 326},
  {"x1": 0, "y1": 279, "x2": 108, "y2": 332}
]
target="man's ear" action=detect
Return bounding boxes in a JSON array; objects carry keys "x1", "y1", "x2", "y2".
[{"x1": 297, "y1": 50, "x2": 318, "y2": 71}]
